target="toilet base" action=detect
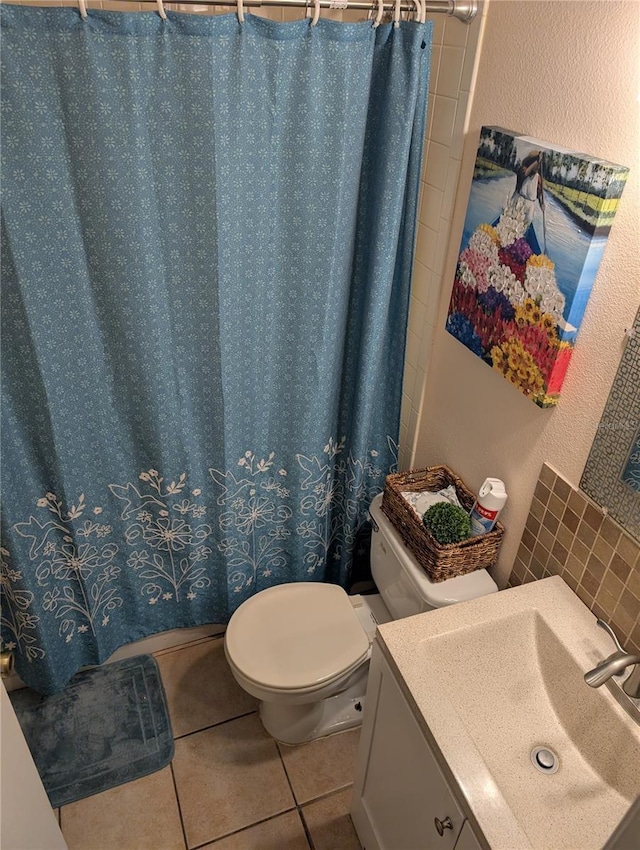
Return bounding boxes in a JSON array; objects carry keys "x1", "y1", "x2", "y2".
[{"x1": 259, "y1": 662, "x2": 370, "y2": 745}]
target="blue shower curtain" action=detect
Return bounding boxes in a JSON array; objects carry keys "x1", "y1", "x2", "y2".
[{"x1": 1, "y1": 5, "x2": 431, "y2": 693}]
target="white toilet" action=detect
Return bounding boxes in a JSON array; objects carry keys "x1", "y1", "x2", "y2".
[{"x1": 224, "y1": 492, "x2": 498, "y2": 744}]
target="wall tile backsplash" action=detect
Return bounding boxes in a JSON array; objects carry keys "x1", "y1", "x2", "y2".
[{"x1": 509, "y1": 462, "x2": 640, "y2": 654}]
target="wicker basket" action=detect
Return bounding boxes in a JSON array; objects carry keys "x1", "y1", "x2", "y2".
[{"x1": 381, "y1": 465, "x2": 504, "y2": 582}]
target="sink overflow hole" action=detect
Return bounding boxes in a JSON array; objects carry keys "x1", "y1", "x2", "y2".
[{"x1": 530, "y1": 746, "x2": 559, "y2": 774}]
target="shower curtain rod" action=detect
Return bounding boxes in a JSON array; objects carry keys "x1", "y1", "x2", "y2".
[{"x1": 114, "y1": 0, "x2": 477, "y2": 22}]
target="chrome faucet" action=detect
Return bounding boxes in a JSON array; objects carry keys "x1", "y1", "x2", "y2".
[{"x1": 584, "y1": 619, "x2": 640, "y2": 699}]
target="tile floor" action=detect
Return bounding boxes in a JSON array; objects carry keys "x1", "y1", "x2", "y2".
[{"x1": 58, "y1": 636, "x2": 363, "y2": 850}]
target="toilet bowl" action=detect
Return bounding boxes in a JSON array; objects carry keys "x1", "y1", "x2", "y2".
[{"x1": 224, "y1": 492, "x2": 498, "y2": 744}]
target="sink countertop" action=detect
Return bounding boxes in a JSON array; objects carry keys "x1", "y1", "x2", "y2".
[{"x1": 376, "y1": 575, "x2": 640, "y2": 850}]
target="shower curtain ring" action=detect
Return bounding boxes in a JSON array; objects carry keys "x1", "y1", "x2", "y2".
[
  {"x1": 393, "y1": 0, "x2": 401, "y2": 28},
  {"x1": 237, "y1": 0, "x2": 245, "y2": 24},
  {"x1": 373, "y1": 0, "x2": 383, "y2": 27},
  {"x1": 78, "y1": 0, "x2": 88, "y2": 21},
  {"x1": 310, "y1": 0, "x2": 320, "y2": 27},
  {"x1": 156, "y1": 0, "x2": 167, "y2": 19}
]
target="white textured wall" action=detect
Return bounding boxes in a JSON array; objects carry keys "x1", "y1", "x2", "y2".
[{"x1": 413, "y1": 0, "x2": 640, "y2": 586}]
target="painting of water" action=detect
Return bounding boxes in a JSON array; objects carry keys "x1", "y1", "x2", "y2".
[{"x1": 446, "y1": 126, "x2": 629, "y2": 408}]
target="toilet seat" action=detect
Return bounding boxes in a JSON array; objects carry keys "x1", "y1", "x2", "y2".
[{"x1": 225, "y1": 583, "x2": 370, "y2": 693}]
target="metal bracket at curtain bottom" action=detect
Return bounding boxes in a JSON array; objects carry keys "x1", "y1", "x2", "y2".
[
  {"x1": 1, "y1": 652, "x2": 15, "y2": 678},
  {"x1": 96, "y1": 0, "x2": 478, "y2": 22}
]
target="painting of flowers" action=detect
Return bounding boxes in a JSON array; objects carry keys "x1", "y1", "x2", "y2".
[{"x1": 446, "y1": 127, "x2": 629, "y2": 407}]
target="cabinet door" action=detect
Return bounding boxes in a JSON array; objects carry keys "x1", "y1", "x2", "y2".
[
  {"x1": 355, "y1": 650, "x2": 464, "y2": 850},
  {"x1": 453, "y1": 820, "x2": 484, "y2": 850}
]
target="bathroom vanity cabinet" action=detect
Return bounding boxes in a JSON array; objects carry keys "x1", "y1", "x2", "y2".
[{"x1": 351, "y1": 641, "x2": 486, "y2": 850}]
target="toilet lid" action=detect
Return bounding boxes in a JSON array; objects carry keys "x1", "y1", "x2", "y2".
[{"x1": 225, "y1": 583, "x2": 370, "y2": 691}]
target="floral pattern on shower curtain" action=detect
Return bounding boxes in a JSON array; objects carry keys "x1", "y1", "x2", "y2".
[{"x1": 0, "y1": 6, "x2": 432, "y2": 693}]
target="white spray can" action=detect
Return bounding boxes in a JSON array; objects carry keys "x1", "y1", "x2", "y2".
[{"x1": 469, "y1": 478, "x2": 507, "y2": 536}]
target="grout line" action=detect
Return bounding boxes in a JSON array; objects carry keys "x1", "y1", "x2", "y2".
[
  {"x1": 273, "y1": 740, "x2": 350, "y2": 849},
  {"x1": 274, "y1": 737, "x2": 314, "y2": 847},
  {"x1": 297, "y1": 804, "x2": 315, "y2": 850},
  {"x1": 275, "y1": 739, "x2": 301, "y2": 806},
  {"x1": 188, "y1": 808, "x2": 303, "y2": 850},
  {"x1": 169, "y1": 761, "x2": 190, "y2": 850},
  {"x1": 296, "y1": 781, "x2": 354, "y2": 808},
  {"x1": 172, "y1": 708, "x2": 259, "y2": 741},
  {"x1": 279, "y1": 736, "x2": 362, "y2": 847},
  {"x1": 296, "y1": 786, "x2": 355, "y2": 850}
]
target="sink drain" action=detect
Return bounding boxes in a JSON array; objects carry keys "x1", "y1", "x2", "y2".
[{"x1": 530, "y1": 746, "x2": 559, "y2": 774}]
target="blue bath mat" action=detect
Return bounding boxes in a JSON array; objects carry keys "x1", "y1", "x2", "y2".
[{"x1": 10, "y1": 654, "x2": 174, "y2": 808}]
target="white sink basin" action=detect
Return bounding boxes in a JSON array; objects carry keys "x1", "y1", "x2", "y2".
[{"x1": 376, "y1": 576, "x2": 640, "y2": 850}]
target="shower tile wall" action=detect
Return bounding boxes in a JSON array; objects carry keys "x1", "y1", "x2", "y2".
[
  {"x1": 399, "y1": 2, "x2": 486, "y2": 470},
  {"x1": 509, "y1": 462, "x2": 640, "y2": 654}
]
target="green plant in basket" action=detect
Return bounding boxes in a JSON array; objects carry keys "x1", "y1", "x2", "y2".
[{"x1": 422, "y1": 502, "x2": 471, "y2": 545}]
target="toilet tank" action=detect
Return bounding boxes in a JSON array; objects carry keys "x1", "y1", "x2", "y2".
[{"x1": 369, "y1": 493, "x2": 498, "y2": 620}]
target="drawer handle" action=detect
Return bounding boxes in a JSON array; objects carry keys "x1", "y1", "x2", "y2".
[{"x1": 434, "y1": 816, "x2": 453, "y2": 836}]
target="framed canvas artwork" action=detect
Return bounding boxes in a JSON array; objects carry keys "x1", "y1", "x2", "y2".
[{"x1": 446, "y1": 126, "x2": 629, "y2": 407}]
